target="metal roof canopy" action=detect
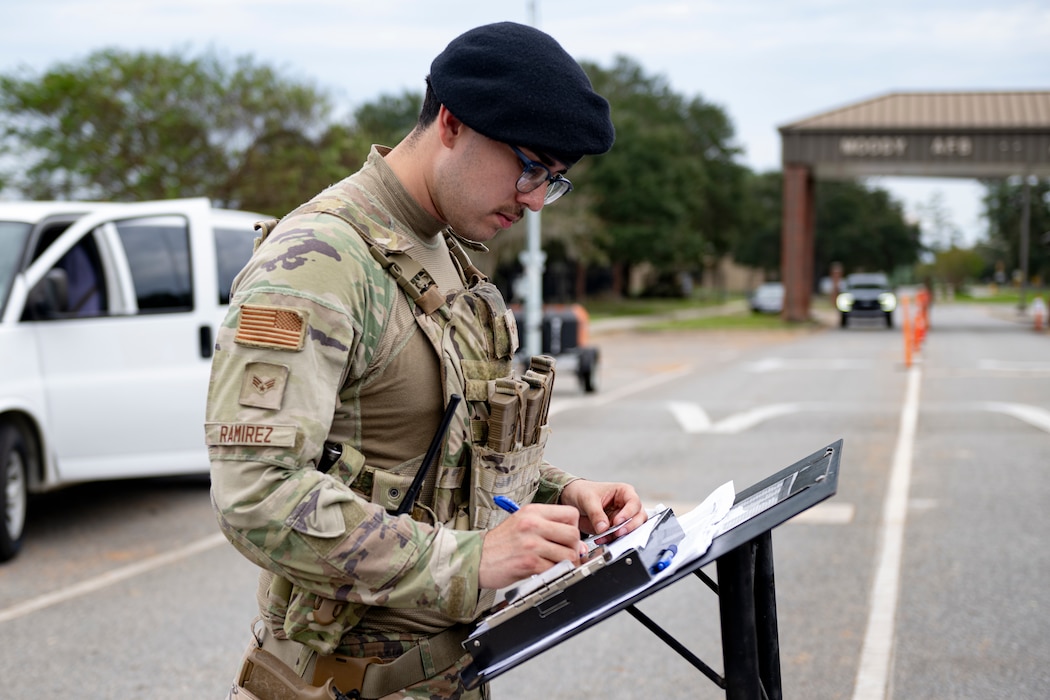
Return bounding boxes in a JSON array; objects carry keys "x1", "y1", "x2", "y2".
[
  {"x1": 776, "y1": 90, "x2": 1050, "y2": 322},
  {"x1": 779, "y1": 90, "x2": 1050, "y2": 178}
]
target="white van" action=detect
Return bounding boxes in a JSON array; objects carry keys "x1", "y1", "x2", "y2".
[{"x1": 0, "y1": 198, "x2": 263, "y2": 561}]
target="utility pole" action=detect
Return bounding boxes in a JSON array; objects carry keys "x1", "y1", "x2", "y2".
[
  {"x1": 1019, "y1": 175, "x2": 1032, "y2": 313},
  {"x1": 521, "y1": 0, "x2": 546, "y2": 358}
]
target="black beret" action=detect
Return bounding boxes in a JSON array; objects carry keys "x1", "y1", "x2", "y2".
[{"x1": 430, "y1": 22, "x2": 614, "y2": 167}]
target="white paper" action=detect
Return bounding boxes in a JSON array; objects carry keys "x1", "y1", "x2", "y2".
[{"x1": 655, "y1": 480, "x2": 735, "y2": 579}]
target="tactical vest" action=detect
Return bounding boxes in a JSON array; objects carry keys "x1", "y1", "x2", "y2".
[{"x1": 254, "y1": 190, "x2": 556, "y2": 654}]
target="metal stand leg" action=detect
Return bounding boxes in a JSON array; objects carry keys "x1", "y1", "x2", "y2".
[
  {"x1": 717, "y1": 532, "x2": 782, "y2": 700},
  {"x1": 621, "y1": 531, "x2": 783, "y2": 699},
  {"x1": 626, "y1": 605, "x2": 726, "y2": 689},
  {"x1": 718, "y1": 541, "x2": 762, "y2": 699},
  {"x1": 754, "y1": 532, "x2": 782, "y2": 700}
]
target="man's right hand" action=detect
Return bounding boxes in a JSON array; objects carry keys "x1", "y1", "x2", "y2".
[{"x1": 478, "y1": 503, "x2": 587, "y2": 590}]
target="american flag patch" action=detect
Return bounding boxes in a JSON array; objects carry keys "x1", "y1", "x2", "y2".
[{"x1": 235, "y1": 305, "x2": 307, "y2": 350}]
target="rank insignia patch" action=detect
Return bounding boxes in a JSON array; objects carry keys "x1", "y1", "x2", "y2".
[
  {"x1": 239, "y1": 362, "x2": 289, "y2": 410},
  {"x1": 235, "y1": 304, "x2": 307, "y2": 351}
]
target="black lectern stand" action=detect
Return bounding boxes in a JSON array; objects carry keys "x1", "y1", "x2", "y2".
[{"x1": 461, "y1": 439, "x2": 843, "y2": 699}]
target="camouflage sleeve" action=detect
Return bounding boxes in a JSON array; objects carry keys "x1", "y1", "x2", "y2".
[
  {"x1": 533, "y1": 462, "x2": 582, "y2": 505},
  {"x1": 206, "y1": 213, "x2": 482, "y2": 622}
]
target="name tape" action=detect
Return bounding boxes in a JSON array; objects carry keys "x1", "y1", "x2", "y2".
[{"x1": 205, "y1": 422, "x2": 297, "y2": 447}]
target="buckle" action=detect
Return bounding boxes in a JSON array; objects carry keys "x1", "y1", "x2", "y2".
[{"x1": 314, "y1": 654, "x2": 383, "y2": 697}]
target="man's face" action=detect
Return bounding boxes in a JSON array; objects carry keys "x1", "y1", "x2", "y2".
[{"x1": 431, "y1": 129, "x2": 567, "y2": 242}]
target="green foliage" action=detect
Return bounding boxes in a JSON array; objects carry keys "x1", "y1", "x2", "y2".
[
  {"x1": 814, "y1": 180, "x2": 923, "y2": 275},
  {"x1": 352, "y1": 91, "x2": 422, "y2": 147},
  {"x1": 579, "y1": 57, "x2": 746, "y2": 283},
  {"x1": 732, "y1": 172, "x2": 923, "y2": 279},
  {"x1": 928, "y1": 246, "x2": 986, "y2": 292},
  {"x1": 984, "y1": 178, "x2": 1050, "y2": 283},
  {"x1": 0, "y1": 46, "x2": 935, "y2": 295},
  {"x1": 0, "y1": 48, "x2": 337, "y2": 213},
  {"x1": 732, "y1": 171, "x2": 783, "y2": 273}
]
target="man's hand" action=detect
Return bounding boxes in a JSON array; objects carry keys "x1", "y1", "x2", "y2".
[
  {"x1": 478, "y1": 504, "x2": 586, "y2": 590},
  {"x1": 559, "y1": 479, "x2": 647, "y2": 544}
]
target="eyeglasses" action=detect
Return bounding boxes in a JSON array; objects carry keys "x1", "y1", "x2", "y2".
[{"x1": 509, "y1": 145, "x2": 573, "y2": 205}]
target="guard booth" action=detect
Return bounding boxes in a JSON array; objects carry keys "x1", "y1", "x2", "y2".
[{"x1": 777, "y1": 90, "x2": 1050, "y2": 321}]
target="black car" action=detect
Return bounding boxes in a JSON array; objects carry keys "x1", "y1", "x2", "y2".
[{"x1": 836, "y1": 273, "x2": 896, "y2": 328}]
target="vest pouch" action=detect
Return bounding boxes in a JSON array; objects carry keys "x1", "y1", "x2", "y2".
[
  {"x1": 469, "y1": 281, "x2": 518, "y2": 359},
  {"x1": 370, "y1": 469, "x2": 416, "y2": 513},
  {"x1": 282, "y1": 585, "x2": 367, "y2": 655},
  {"x1": 258, "y1": 571, "x2": 292, "y2": 640},
  {"x1": 325, "y1": 442, "x2": 368, "y2": 497},
  {"x1": 469, "y1": 439, "x2": 546, "y2": 530}
]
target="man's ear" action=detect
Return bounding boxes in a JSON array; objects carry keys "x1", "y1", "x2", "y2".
[{"x1": 436, "y1": 105, "x2": 466, "y2": 148}]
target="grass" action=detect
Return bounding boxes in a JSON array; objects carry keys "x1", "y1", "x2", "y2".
[
  {"x1": 641, "y1": 311, "x2": 822, "y2": 332},
  {"x1": 954, "y1": 290, "x2": 1024, "y2": 304},
  {"x1": 582, "y1": 295, "x2": 743, "y2": 319},
  {"x1": 579, "y1": 294, "x2": 830, "y2": 332}
]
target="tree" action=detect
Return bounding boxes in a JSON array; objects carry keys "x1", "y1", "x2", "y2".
[
  {"x1": 0, "y1": 48, "x2": 335, "y2": 212},
  {"x1": 813, "y1": 180, "x2": 923, "y2": 277},
  {"x1": 352, "y1": 91, "x2": 422, "y2": 147},
  {"x1": 576, "y1": 57, "x2": 746, "y2": 295},
  {"x1": 732, "y1": 174, "x2": 923, "y2": 283},
  {"x1": 931, "y1": 246, "x2": 986, "y2": 293},
  {"x1": 732, "y1": 171, "x2": 783, "y2": 275},
  {"x1": 984, "y1": 178, "x2": 1050, "y2": 284}
]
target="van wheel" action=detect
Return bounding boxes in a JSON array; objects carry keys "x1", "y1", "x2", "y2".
[{"x1": 0, "y1": 422, "x2": 30, "y2": 563}]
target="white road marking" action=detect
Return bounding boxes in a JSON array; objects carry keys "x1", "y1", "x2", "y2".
[
  {"x1": 745, "y1": 358, "x2": 873, "y2": 373},
  {"x1": 668, "y1": 401, "x2": 804, "y2": 434},
  {"x1": 977, "y1": 359, "x2": 1050, "y2": 374},
  {"x1": 979, "y1": 401, "x2": 1050, "y2": 434},
  {"x1": 667, "y1": 401, "x2": 712, "y2": 432},
  {"x1": 0, "y1": 532, "x2": 227, "y2": 624},
  {"x1": 712, "y1": 403, "x2": 803, "y2": 434},
  {"x1": 790, "y1": 502, "x2": 856, "y2": 525},
  {"x1": 852, "y1": 365, "x2": 921, "y2": 700}
]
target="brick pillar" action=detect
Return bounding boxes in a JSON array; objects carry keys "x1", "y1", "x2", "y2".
[{"x1": 781, "y1": 164, "x2": 815, "y2": 322}]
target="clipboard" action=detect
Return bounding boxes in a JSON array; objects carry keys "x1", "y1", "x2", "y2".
[{"x1": 460, "y1": 439, "x2": 843, "y2": 690}]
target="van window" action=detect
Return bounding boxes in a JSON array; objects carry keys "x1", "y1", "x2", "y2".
[
  {"x1": 214, "y1": 227, "x2": 257, "y2": 305},
  {"x1": 1, "y1": 221, "x2": 32, "y2": 309},
  {"x1": 114, "y1": 216, "x2": 193, "y2": 312},
  {"x1": 58, "y1": 236, "x2": 107, "y2": 316},
  {"x1": 21, "y1": 231, "x2": 108, "y2": 321}
]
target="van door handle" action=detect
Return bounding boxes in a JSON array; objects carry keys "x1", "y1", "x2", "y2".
[{"x1": 199, "y1": 325, "x2": 214, "y2": 358}]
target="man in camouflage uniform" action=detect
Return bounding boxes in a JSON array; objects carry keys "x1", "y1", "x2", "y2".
[{"x1": 206, "y1": 22, "x2": 647, "y2": 700}]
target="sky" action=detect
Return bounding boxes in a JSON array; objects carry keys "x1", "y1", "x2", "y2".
[{"x1": 2, "y1": 0, "x2": 1048, "y2": 247}]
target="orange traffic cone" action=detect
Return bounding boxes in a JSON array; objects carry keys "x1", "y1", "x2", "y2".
[
  {"x1": 901, "y1": 295, "x2": 913, "y2": 368},
  {"x1": 1032, "y1": 297, "x2": 1046, "y2": 332}
]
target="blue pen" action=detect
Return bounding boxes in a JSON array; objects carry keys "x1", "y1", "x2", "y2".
[
  {"x1": 493, "y1": 495, "x2": 521, "y2": 513},
  {"x1": 650, "y1": 544, "x2": 678, "y2": 574}
]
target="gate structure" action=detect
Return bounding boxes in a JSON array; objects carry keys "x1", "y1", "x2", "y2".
[{"x1": 778, "y1": 90, "x2": 1050, "y2": 321}]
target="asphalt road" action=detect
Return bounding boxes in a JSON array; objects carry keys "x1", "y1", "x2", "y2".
[{"x1": 1, "y1": 302, "x2": 1047, "y2": 699}]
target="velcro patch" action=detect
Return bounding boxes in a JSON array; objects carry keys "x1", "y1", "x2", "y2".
[
  {"x1": 235, "y1": 304, "x2": 307, "y2": 351},
  {"x1": 205, "y1": 422, "x2": 297, "y2": 447},
  {"x1": 239, "y1": 362, "x2": 289, "y2": 410}
]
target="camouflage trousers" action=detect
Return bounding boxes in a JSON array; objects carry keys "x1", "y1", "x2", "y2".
[{"x1": 225, "y1": 629, "x2": 489, "y2": 700}]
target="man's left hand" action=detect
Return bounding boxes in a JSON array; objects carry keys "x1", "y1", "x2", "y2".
[{"x1": 559, "y1": 479, "x2": 647, "y2": 544}]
